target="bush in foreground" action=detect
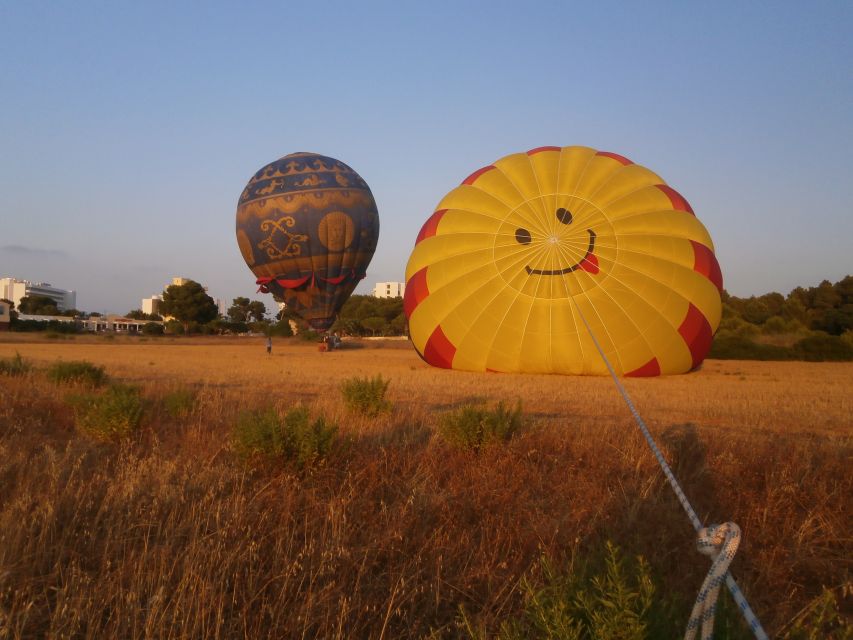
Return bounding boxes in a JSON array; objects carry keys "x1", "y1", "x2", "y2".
[
  {"x1": 340, "y1": 374, "x2": 391, "y2": 416},
  {"x1": 438, "y1": 401, "x2": 523, "y2": 451},
  {"x1": 232, "y1": 405, "x2": 337, "y2": 469},
  {"x1": 162, "y1": 387, "x2": 198, "y2": 419},
  {"x1": 70, "y1": 383, "x2": 145, "y2": 441},
  {"x1": 46, "y1": 360, "x2": 108, "y2": 387},
  {"x1": 0, "y1": 352, "x2": 31, "y2": 377}
]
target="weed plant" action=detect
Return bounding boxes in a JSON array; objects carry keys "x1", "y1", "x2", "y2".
[
  {"x1": 69, "y1": 383, "x2": 144, "y2": 441},
  {"x1": 438, "y1": 401, "x2": 523, "y2": 451},
  {"x1": 340, "y1": 374, "x2": 391, "y2": 416},
  {"x1": 46, "y1": 360, "x2": 108, "y2": 387},
  {"x1": 462, "y1": 542, "x2": 663, "y2": 639},
  {"x1": 0, "y1": 352, "x2": 31, "y2": 377},
  {"x1": 232, "y1": 405, "x2": 337, "y2": 469},
  {"x1": 162, "y1": 387, "x2": 197, "y2": 419}
]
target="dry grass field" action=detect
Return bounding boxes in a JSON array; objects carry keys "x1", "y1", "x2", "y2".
[{"x1": 1, "y1": 333, "x2": 851, "y2": 638}]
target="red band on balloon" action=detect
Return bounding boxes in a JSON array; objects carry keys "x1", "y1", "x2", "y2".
[
  {"x1": 678, "y1": 303, "x2": 713, "y2": 370},
  {"x1": 690, "y1": 240, "x2": 723, "y2": 292},
  {"x1": 527, "y1": 146, "x2": 561, "y2": 155},
  {"x1": 321, "y1": 272, "x2": 350, "y2": 285},
  {"x1": 656, "y1": 184, "x2": 695, "y2": 215},
  {"x1": 274, "y1": 275, "x2": 311, "y2": 289},
  {"x1": 595, "y1": 151, "x2": 633, "y2": 165},
  {"x1": 462, "y1": 165, "x2": 496, "y2": 185},
  {"x1": 403, "y1": 267, "x2": 429, "y2": 318},
  {"x1": 423, "y1": 325, "x2": 456, "y2": 369},
  {"x1": 626, "y1": 357, "x2": 661, "y2": 377},
  {"x1": 416, "y1": 209, "x2": 447, "y2": 244}
]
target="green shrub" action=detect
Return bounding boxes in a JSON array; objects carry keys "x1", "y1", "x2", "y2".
[
  {"x1": 70, "y1": 384, "x2": 144, "y2": 441},
  {"x1": 232, "y1": 405, "x2": 337, "y2": 469},
  {"x1": 438, "y1": 401, "x2": 523, "y2": 451},
  {"x1": 462, "y1": 542, "x2": 659, "y2": 640},
  {"x1": 164, "y1": 320, "x2": 184, "y2": 335},
  {"x1": 162, "y1": 387, "x2": 197, "y2": 418},
  {"x1": 340, "y1": 374, "x2": 391, "y2": 416},
  {"x1": 793, "y1": 333, "x2": 853, "y2": 362},
  {"x1": 46, "y1": 360, "x2": 108, "y2": 387},
  {"x1": 267, "y1": 320, "x2": 294, "y2": 337},
  {"x1": 0, "y1": 352, "x2": 31, "y2": 377},
  {"x1": 782, "y1": 587, "x2": 852, "y2": 639},
  {"x1": 142, "y1": 322, "x2": 164, "y2": 336}
]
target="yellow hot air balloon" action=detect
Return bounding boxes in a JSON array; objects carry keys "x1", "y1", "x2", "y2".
[{"x1": 404, "y1": 145, "x2": 722, "y2": 376}]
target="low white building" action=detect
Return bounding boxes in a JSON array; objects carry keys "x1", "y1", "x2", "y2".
[
  {"x1": 0, "y1": 277, "x2": 76, "y2": 311},
  {"x1": 373, "y1": 282, "x2": 405, "y2": 298}
]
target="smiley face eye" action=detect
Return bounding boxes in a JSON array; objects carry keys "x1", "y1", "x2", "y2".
[
  {"x1": 556, "y1": 208, "x2": 573, "y2": 224},
  {"x1": 515, "y1": 228, "x2": 532, "y2": 244}
]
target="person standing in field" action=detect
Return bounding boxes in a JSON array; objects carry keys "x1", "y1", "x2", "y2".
[{"x1": 266, "y1": 336, "x2": 272, "y2": 355}]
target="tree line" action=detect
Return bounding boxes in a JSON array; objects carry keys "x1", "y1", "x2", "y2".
[
  {"x1": 6, "y1": 275, "x2": 851, "y2": 361},
  {"x1": 710, "y1": 275, "x2": 853, "y2": 361}
]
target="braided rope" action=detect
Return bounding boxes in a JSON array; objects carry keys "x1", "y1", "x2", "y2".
[
  {"x1": 685, "y1": 523, "x2": 742, "y2": 640},
  {"x1": 571, "y1": 301, "x2": 768, "y2": 640}
]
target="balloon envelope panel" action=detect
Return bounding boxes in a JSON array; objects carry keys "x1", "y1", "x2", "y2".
[
  {"x1": 404, "y1": 146, "x2": 722, "y2": 376},
  {"x1": 236, "y1": 152, "x2": 379, "y2": 331}
]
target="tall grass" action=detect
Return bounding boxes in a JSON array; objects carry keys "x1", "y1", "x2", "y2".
[{"x1": 0, "y1": 339, "x2": 850, "y2": 638}]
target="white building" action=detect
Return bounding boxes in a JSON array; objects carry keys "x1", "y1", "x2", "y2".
[
  {"x1": 142, "y1": 295, "x2": 162, "y2": 316},
  {"x1": 0, "y1": 277, "x2": 76, "y2": 311},
  {"x1": 373, "y1": 282, "x2": 405, "y2": 298}
]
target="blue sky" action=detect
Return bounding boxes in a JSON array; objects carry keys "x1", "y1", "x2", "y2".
[{"x1": 1, "y1": 1, "x2": 851, "y2": 313}]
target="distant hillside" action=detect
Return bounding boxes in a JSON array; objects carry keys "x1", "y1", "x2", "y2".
[{"x1": 710, "y1": 275, "x2": 853, "y2": 361}]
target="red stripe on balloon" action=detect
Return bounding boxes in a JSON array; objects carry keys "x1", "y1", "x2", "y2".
[
  {"x1": 626, "y1": 357, "x2": 661, "y2": 377},
  {"x1": 403, "y1": 267, "x2": 429, "y2": 318},
  {"x1": 462, "y1": 165, "x2": 496, "y2": 185},
  {"x1": 656, "y1": 184, "x2": 695, "y2": 215},
  {"x1": 527, "y1": 146, "x2": 561, "y2": 155},
  {"x1": 678, "y1": 303, "x2": 713, "y2": 370},
  {"x1": 423, "y1": 325, "x2": 456, "y2": 369},
  {"x1": 415, "y1": 209, "x2": 447, "y2": 244},
  {"x1": 690, "y1": 240, "x2": 724, "y2": 292},
  {"x1": 595, "y1": 151, "x2": 633, "y2": 165}
]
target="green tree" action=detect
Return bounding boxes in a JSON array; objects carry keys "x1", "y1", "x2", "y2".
[
  {"x1": 228, "y1": 296, "x2": 251, "y2": 322},
  {"x1": 126, "y1": 309, "x2": 147, "y2": 320},
  {"x1": 247, "y1": 300, "x2": 267, "y2": 322},
  {"x1": 17, "y1": 295, "x2": 59, "y2": 315},
  {"x1": 160, "y1": 280, "x2": 218, "y2": 334},
  {"x1": 228, "y1": 298, "x2": 267, "y2": 324}
]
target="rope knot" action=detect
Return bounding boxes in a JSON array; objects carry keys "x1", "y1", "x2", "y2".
[{"x1": 685, "y1": 522, "x2": 741, "y2": 640}]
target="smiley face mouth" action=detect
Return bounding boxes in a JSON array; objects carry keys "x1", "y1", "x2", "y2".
[{"x1": 524, "y1": 229, "x2": 598, "y2": 275}]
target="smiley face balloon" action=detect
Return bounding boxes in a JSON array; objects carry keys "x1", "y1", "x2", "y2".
[{"x1": 404, "y1": 146, "x2": 722, "y2": 376}]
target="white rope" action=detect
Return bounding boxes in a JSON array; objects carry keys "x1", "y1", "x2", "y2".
[
  {"x1": 686, "y1": 523, "x2": 742, "y2": 640},
  {"x1": 570, "y1": 299, "x2": 768, "y2": 640}
]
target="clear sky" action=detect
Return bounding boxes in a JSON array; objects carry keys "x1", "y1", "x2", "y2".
[{"x1": 1, "y1": 1, "x2": 851, "y2": 314}]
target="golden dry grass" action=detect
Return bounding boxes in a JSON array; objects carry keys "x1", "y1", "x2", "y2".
[{"x1": 1, "y1": 333, "x2": 851, "y2": 638}]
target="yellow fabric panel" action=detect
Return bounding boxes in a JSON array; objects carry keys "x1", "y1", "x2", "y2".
[
  {"x1": 493, "y1": 153, "x2": 549, "y2": 209},
  {"x1": 611, "y1": 211, "x2": 714, "y2": 249},
  {"x1": 570, "y1": 154, "x2": 634, "y2": 204},
  {"x1": 556, "y1": 146, "x2": 598, "y2": 195},
  {"x1": 586, "y1": 164, "x2": 664, "y2": 208},
  {"x1": 435, "y1": 186, "x2": 510, "y2": 221},
  {"x1": 527, "y1": 149, "x2": 562, "y2": 197},
  {"x1": 406, "y1": 234, "x2": 492, "y2": 281},
  {"x1": 464, "y1": 163, "x2": 530, "y2": 211}
]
